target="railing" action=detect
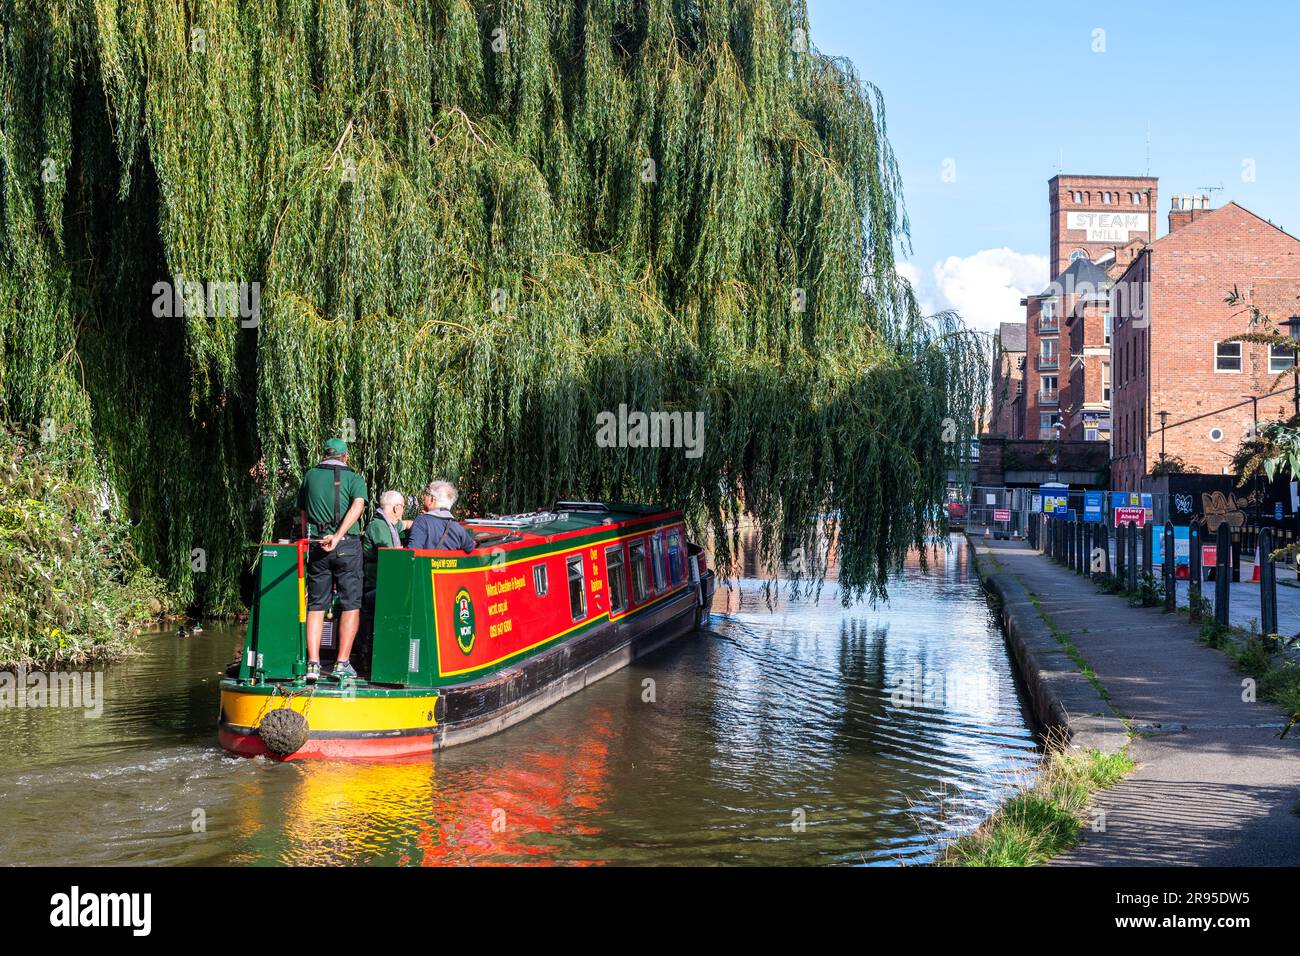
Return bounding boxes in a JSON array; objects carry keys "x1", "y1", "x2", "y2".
[
  {"x1": 1038, "y1": 389, "x2": 1058, "y2": 405},
  {"x1": 1037, "y1": 355, "x2": 1059, "y2": 370},
  {"x1": 1038, "y1": 316, "x2": 1059, "y2": 332}
]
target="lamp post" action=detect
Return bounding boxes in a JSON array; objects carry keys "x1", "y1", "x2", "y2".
[
  {"x1": 1282, "y1": 315, "x2": 1300, "y2": 418},
  {"x1": 1158, "y1": 410, "x2": 1167, "y2": 464}
]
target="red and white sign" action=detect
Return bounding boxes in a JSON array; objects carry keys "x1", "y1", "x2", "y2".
[
  {"x1": 993, "y1": 509, "x2": 1011, "y2": 522},
  {"x1": 1201, "y1": 545, "x2": 1217, "y2": 567},
  {"x1": 1114, "y1": 507, "x2": 1146, "y2": 528}
]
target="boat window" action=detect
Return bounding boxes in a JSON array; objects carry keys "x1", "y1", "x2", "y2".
[
  {"x1": 606, "y1": 545, "x2": 627, "y2": 615},
  {"x1": 567, "y1": 555, "x2": 586, "y2": 621},
  {"x1": 532, "y1": 563, "x2": 548, "y2": 596},
  {"x1": 650, "y1": 533, "x2": 666, "y2": 592},
  {"x1": 629, "y1": 539, "x2": 649, "y2": 602},
  {"x1": 667, "y1": 530, "x2": 683, "y2": 585}
]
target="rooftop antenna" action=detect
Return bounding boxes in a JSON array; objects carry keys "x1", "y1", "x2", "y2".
[{"x1": 1197, "y1": 183, "x2": 1225, "y2": 206}]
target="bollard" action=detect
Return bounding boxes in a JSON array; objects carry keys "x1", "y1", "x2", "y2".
[
  {"x1": 1142, "y1": 524, "x2": 1155, "y2": 605},
  {"x1": 1070, "y1": 521, "x2": 1079, "y2": 571},
  {"x1": 1260, "y1": 527, "x2": 1278, "y2": 642},
  {"x1": 1231, "y1": 529, "x2": 1241, "y2": 583},
  {"x1": 1215, "y1": 522, "x2": 1231, "y2": 627},
  {"x1": 1076, "y1": 521, "x2": 1086, "y2": 575},
  {"x1": 1163, "y1": 522, "x2": 1176, "y2": 612},
  {"x1": 1084, "y1": 523, "x2": 1093, "y2": 578},
  {"x1": 1094, "y1": 522, "x2": 1110, "y2": 578},
  {"x1": 1127, "y1": 522, "x2": 1139, "y2": 594},
  {"x1": 1115, "y1": 522, "x2": 1126, "y2": 582},
  {"x1": 1189, "y1": 520, "x2": 1202, "y2": 622}
]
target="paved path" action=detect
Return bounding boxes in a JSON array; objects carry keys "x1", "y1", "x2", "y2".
[{"x1": 977, "y1": 537, "x2": 1300, "y2": 866}]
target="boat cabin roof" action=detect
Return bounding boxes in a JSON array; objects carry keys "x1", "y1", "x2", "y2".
[{"x1": 464, "y1": 501, "x2": 679, "y2": 546}]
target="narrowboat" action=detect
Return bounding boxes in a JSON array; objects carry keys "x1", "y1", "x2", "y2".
[{"x1": 218, "y1": 501, "x2": 716, "y2": 760}]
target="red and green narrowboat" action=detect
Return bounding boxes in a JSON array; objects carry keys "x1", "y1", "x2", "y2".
[{"x1": 218, "y1": 502, "x2": 716, "y2": 760}]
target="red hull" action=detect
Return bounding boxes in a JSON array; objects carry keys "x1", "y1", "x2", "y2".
[{"x1": 219, "y1": 728, "x2": 435, "y2": 761}]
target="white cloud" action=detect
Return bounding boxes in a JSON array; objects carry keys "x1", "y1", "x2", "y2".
[{"x1": 898, "y1": 248, "x2": 1048, "y2": 334}]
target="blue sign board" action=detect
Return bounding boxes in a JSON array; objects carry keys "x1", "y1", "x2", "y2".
[
  {"x1": 1111, "y1": 491, "x2": 1152, "y2": 511},
  {"x1": 1083, "y1": 491, "x2": 1104, "y2": 524},
  {"x1": 1153, "y1": 525, "x2": 1190, "y2": 566},
  {"x1": 1040, "y1": 485, "x2": 1069, "y2": 516}
]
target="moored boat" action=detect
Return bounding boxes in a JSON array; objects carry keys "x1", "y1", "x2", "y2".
[{"x1": 218, "y1": 501, "x2": 715, "y2": 759}]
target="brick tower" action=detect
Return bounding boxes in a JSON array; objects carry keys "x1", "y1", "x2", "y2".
[{"x1": 1049, "y1": 175, "x2": 1158, "y2": 278}]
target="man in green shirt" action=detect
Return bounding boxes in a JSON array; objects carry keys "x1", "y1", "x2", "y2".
[
  {"x1": 357, "y1": 490, "x2": 411, "y2": 672},
  {"x1": 297, "y1": 438, "x2": 368, "y2": 683},
  {"x1": 362, "y1": 489, "x2": 411, "y2": 594}
]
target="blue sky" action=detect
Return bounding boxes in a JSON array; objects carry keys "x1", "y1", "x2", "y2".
[{"x1": 808, "y1": 0, "x2": 1300, "y2": 331}]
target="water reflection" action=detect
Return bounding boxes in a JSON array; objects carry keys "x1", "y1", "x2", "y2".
[{"x1": 0, "y1": 535, "x2": 1039, "y2": 866}]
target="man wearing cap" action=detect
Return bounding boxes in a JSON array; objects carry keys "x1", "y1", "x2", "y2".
[{"x1": 297, "y1": 438, "x2": 369, "y2": 684}]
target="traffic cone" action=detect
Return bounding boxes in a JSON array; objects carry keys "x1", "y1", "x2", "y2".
[
  {"x1": 1243, "y1": 547, "x2": 1260, "y2": 583},
  {"x1": 983, "y1": 526, "x2": 991, "y2": 540}
]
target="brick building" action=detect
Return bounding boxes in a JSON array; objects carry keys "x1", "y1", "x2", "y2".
[
  {"x1": 1110, "y1": 199, "x2": 1300, "y2": 489},
  {"x1": 988, "y1": 321, "x2": 1026, "y2": 437},
  {"x1": 1022, "y1": 257, "x2": 1113, "y2": 440},
  {"x1": 1062, "y1": 260, "x2": 1113, "y2": 441},
  {"x1": 1049, "y1": 174, "x2": 1158, "y2": 278},
  {"x1": 1014, "y1": 175, "x2": 1154, "y2": 440}
]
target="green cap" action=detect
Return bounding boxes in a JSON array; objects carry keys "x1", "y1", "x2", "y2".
[{"x1": 324, "y1": 437, "x2": 348, "y2": 455}]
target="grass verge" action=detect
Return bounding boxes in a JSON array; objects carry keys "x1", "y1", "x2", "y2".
[{"x1": 940, "y1": 745, "x2": 1134, "y2": 866}]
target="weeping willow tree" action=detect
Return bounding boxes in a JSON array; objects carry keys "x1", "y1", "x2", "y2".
[{"x1": 0, "y1": 0, "x2": 986, "y2": 615}]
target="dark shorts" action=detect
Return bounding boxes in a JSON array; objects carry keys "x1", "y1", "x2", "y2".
[{"x1": 306, "y1": 536, "x2": 363, "y2": 612}]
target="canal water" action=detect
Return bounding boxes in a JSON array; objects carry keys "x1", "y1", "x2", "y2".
[{"x1": 0, "y1": 535, "x2": 1040, "y2": 865}]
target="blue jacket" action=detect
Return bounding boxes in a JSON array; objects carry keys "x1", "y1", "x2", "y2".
[{"x1": 407, "y1": 510, "x2": 476, "y2": 553}]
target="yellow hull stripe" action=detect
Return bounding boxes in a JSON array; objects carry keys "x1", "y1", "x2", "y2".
[{"x1": 220, "y1": 688, "x2": 438, "y2": 733}]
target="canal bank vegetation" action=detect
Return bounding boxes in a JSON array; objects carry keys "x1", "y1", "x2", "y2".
[
  {"x1": 0, "y1": 424, "x2": 170, "y2": 668},
  {"x1": 0, "y1": 1, "x2": 986, "y2": 621},
  {"x1": 940, "y1": 743, "x2": 1134, "y2": 867},
  {"x1": 1197, "y1": 620, "x2": 1300, "y2": 726}
]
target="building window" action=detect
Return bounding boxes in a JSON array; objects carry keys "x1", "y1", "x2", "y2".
[
  {"x1": 1039, "y1": 412, "x2": 1060, "y2": 439},
  {"x1": 1041, "y1": 374, "x2": 1058, "y2": 400},
  {"x1": 1086, "y1": 428, "x2": 1099, "y2": 441},
  {"x1": 1102, "y1": 362, "x2": 1110, "y2": 402},
  {"x1": 1208, "y1": 426, "x2": 1225, "y2": 443},
  {"x1": 1070, "y1": 249, "x2": 1087, "y2": 262},
  {"x1": 1103, "y1": 312, "x2": 1112, "y2": 345},
  {"x1": 1015, "y1": 380, "x2": 1024, "y2": 396},
  {"x1": 606, "y1": 545, "x2": 627, "y2": 615},
  {"x1": 1214, "y1": 341, "x2": 1242, "y2": 372},
  {"x1": 1269, "y1": 343, "x2": 1296, "y2": 372},
  {"x1": 566, "y1": 555, "x2": 586, "y2": 622}
]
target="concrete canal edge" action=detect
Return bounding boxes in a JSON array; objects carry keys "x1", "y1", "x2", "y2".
[{"x1": 965, "y1": 535, "x2": 1127, "y2": 756}]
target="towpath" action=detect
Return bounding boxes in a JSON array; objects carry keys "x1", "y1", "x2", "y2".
[{"x1": 971, "y1": 536, "x2": 1300, "y2": 866}]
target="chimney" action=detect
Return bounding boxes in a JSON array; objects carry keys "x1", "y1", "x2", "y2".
[{"x1": 1168, "y1": 193, "x2": 1211, "y2": 234}]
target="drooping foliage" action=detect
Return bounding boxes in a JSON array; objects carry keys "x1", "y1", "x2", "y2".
[{"x1": 0, "y1": 0, "x2": 986, "y2": 613}]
